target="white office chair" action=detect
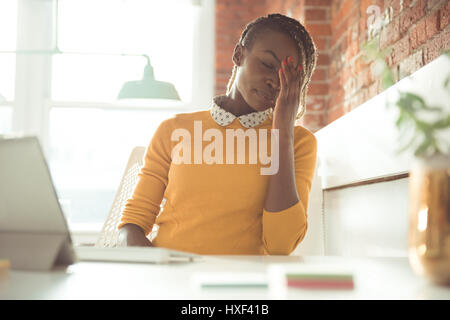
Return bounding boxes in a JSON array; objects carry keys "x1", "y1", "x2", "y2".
[{"x1": 96, "y1": 146, "x2": 146, "y2": 247}]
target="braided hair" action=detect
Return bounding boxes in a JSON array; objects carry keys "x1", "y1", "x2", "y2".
[{"x1": 226, "y1": 13, "x2": 318, "y2": 121}]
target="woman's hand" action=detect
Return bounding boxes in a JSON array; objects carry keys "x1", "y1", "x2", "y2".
[
  {"x1": 263, "y1": 56, "x2": 302, "y2": 214},
  {"x1": 272, "y1": 56, "x2": 303, "y2": 134},
  {"x1": 117, "y1": 223, "x2": 153, "y2": 247}
]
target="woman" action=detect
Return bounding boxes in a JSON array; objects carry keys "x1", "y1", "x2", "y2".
[{"x1": 118, "y1": 13, "x2": 318, "y2": 255}]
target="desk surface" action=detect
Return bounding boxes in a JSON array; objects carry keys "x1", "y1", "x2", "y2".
[{"x1": 0, "y1": 255, "x2": 449, "y2": 300}]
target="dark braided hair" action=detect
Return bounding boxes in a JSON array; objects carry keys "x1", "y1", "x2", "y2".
[{"x1": 226, "y1": 13, "x2": 318, "y2": 121}]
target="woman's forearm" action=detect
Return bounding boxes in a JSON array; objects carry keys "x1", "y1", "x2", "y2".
[{"x1": 263, "y1": 128, "x2": 299, "y2": 212}]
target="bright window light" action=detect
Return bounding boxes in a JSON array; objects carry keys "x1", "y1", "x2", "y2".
[
  {"x1": 52, "y1": 54, "x2": 146, "y2": 102},
  {"x1": 0, "y1": 107, "x2": 13, "y2": 134},
  {"x1": 48, "y1": 107, "x2": 180, "y2": 227},
  {"x1": 0, "y1": 54, "x2": 15, "y2": 101},
  {"x1": 0, "y1": 0, "x2": 17, "y2": 101},
  {"x1": 53, "y1": 0, "x2": 195, "y2": 103},
  {"x1": 48, "y1": 0, "x2": 200, "y2": 230},
  {"x1": 0, "y1": 1, "x2": 17, "y2": 51}
]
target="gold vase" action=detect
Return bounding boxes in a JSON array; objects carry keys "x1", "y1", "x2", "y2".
[{"x1": 408, "y1": 154, "x2": 450, "y2": 286}]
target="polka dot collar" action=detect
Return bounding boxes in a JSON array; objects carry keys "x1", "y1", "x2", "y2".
[{"x1": 210, "y1": 95, "x2": 272, "y2": 128}]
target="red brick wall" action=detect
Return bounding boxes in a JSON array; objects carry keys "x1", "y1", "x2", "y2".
[
  {"x1": 265, "y1": 0, "x2": 331, "y2": 132},
  {"x1": 214, "y1": 0, "x2": 450, "y2": 132},
  {"x1": 215, "y1": 0, "x2": 268, "y2": 95},
  {"x1": 328, "y1": 0, "x2": 450, "y2": 124}
]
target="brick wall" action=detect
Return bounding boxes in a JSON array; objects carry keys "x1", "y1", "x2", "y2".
[
  {"x1": 328, "y1": 0, "x2": 450, "y2": 125},
  {"x1": 214, "y1": 0, "x2": 450, "y2": 132},
  {"x1": 266, "y1": 0, "x2": 331, "y2": 131},
  {"x1": 215, "y1": 0, "x2": 268, "y2": 95}
]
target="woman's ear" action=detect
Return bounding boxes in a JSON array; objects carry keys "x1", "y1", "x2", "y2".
[{"x1": 232, "y1": 43, "x2": 244, "y2": 66}]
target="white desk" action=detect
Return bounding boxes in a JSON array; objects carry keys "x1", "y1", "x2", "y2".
[{"x1": 0, "y1": 255, "x2": 449, "y2": 300}]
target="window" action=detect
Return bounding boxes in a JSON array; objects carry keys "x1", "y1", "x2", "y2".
[
  {"x1": 0, "y1": 53, "x2": 16, "y2": 102},
  {"x1": 46, "y1": 0, "x2": 213, "y2": 231},
  {"x1": 48, "y1": 107, "x2": 179, "y2": 228},
  {"x1": 0, "y1": 108, "x2": 13, "y2": 134},
  {"x1": 0, "y1": 1, "x2": 17, "y2": 135},
  {"x1": 7, "y1": 0, "x2": 214, "y2": 232},
  {"x1": 53, "y1": 0, "x2": 195, "y2": 103},
  {"x1": 0, "y1": 0, "x2": 17, "y2": 51}
]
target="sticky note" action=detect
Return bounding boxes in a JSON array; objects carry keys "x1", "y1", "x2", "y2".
[
  {"x1": 268, "y1": 263, "x2": 355, "y2": 291},
  {"x1": 191, "y1": 272, "x2": 268, "y2": 289}
]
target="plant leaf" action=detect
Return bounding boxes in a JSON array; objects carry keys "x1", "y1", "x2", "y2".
[
  {"x1": 444, "y1": 75, "x2": 450, "y2": 89},
  {"x1": 421, "y1": 105, "x2": 443, "y2": 112},
  {"x1": 432, "y1": 114, "x2": 450, "y2": 129},
  {"x1": 396, "y1": 131, "x2": 419, "y2": 155},
  {"x1": 414, "y1": 139, "x2": 432, "y2": 157}
]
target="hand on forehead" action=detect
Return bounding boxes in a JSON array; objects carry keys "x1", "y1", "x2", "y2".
[{"x1": 248, "y1": 30, "x2": 301, "y2": 68}]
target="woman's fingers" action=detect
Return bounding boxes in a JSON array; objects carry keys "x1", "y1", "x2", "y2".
[
  {"x1": 279, "y1": 57, "x2": 290, "y2": 100},
  {"x1": 279, "y1": 66, "x2": 287, "y2": 98},
  {"x1": 278, "y1": 56, "x2": 303, "y2": 109},
  {"x1": 284, "y1": 57, "x2": 294, "y2": 86},
  {"x1": 285, "y1": 57, "x2": 301, "y2": 99}
]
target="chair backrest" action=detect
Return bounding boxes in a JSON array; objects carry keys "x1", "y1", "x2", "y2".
[{"x1": 96, "y1": 146, "x2": 146, "y2": 247}]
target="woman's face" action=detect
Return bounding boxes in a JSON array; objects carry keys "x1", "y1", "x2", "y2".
[{"x1": 233, "y1": 29, "x2": 300, "y2": 112}]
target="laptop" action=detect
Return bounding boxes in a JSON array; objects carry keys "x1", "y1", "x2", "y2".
[{"x1": 0, "y1": 136, "x2": 200, "y2": 270}]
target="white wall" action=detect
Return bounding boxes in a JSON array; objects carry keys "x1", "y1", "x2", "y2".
[{"x1": 295, "y1": 54, "x2": 450, "y2": 257}]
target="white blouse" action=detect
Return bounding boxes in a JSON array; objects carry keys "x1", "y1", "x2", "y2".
[{"x1": 210, "y1": 95, "x2": 272, "y2": 128}]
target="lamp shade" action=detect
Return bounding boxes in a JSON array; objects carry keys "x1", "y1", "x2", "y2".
[{"x1": 118, "y1": 59, "x2": 180, "y2": 100}]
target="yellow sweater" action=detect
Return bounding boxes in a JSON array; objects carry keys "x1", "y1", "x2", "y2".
[{"x1": 118, "y1": 109, "x2": 317, "y2": 255}]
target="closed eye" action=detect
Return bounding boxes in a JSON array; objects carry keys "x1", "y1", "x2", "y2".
[{"x1": 262, "y1": 62, "x2": 275, "y2": 70}]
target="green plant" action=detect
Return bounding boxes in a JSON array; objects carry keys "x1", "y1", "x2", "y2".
[{"x1": 362, "y1": 39, "x2": 450, "y2": 157}]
